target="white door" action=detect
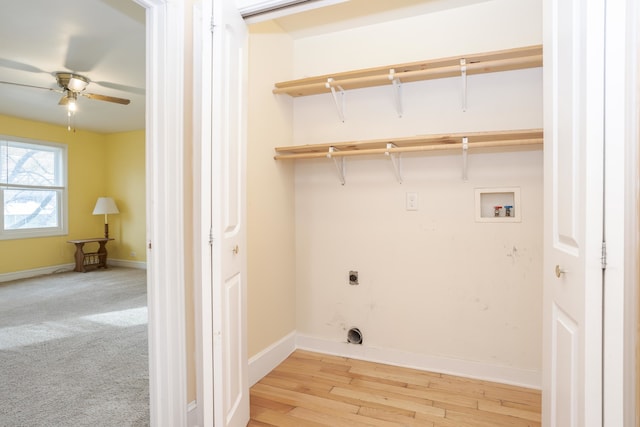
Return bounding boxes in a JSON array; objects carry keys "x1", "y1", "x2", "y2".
[
  {"x1": 542, "y1": 0, "x2": 605, "y2": 425},
  {"x1": 195, "y1": 0, "x2": 250, "y2": 425},
  {"x1": 211, "y1": 0, "x2": 249, "y2": 425}
]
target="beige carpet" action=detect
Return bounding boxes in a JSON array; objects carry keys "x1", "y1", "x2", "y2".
[{"x1": 0, "y1": 267, "x2": 148, "y2": 427}]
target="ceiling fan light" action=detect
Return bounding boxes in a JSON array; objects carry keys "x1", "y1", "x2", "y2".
[
  {"x1": 67, "y1": 75, "x2": 89, "y2": 92},
  {"x1": 66, "y1": 91, "x2": 78, "y2": 112}
]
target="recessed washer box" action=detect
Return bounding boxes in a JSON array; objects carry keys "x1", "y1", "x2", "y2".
[{"x1": 475, "y1": 187, "x2": 521, "y2": 223}]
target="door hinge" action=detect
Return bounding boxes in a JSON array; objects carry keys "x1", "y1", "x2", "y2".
[
  {"x1": 208, "y1": 228, "x2": 214, "y2": 246},
  {"x1": 601, "y1": 241, "x2": 607, "y2": 270},
  {"x1": 210, "y1": 16, "x2": 215, "y2": 32}
]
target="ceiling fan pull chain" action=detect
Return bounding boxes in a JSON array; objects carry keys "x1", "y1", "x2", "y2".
[{"x1": 67, "y1": 110, "x2": 76, "y2": 133}]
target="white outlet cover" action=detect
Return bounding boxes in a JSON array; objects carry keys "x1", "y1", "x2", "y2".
[{"x1": 406, "y1": 192, "x2": 418, "y2": 211}]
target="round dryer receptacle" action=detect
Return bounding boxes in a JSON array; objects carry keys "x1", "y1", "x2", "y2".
[{"x1": 347, "y1": 327, "x2": 363, "y2": 345}]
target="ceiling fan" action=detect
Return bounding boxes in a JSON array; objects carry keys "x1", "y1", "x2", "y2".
[
  {"x1": 0, "y1": 71, "x2": 131, "y2": 131},
  {"x1": 0, "y1": 71, "x2": 131, "y2": 107}
]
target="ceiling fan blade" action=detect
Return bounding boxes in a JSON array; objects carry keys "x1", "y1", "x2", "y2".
[
  {"x1": 83, "y1": 92, "x2": 131, "y2": 105},
  {"x1": 93, "y1": 80, "x2": 145, "y2": 95},
  {"x1": 0, "y1": 58, "x2": 49, "y2": 74},
  {"x1": 64, "y1": 35, "x2": 110, "y2": 73},
  {"x1": 0, "y1": 80, "x2": 61, "y2": 92}
]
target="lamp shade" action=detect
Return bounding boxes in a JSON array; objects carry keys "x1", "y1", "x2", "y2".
[{"x1": 93, "y1": 197, "x2": 120, "y2": 215}]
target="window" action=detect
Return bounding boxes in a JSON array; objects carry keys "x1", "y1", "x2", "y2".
[{"x1": 0, "y1": 137, "x2": 68, "y2": 239}]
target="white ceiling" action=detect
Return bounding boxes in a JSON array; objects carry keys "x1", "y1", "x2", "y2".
[
  {"x1": 0, "y1": 0, "x2": 488, "y2": 134},
  {"x1": 0, "y1": 0, "x2": 145, "y2": 134}
]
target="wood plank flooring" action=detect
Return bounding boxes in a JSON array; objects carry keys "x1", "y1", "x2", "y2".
[{"x1": 249, "y1": 350, "x2": 541, "y2": 427}]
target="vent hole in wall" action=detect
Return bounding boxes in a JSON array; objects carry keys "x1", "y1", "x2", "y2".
[{"x1": 347, "y1": 328, "x2": 362, "y2": 345}]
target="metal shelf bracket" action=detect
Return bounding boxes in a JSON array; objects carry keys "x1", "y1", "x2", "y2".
[
  {"x1": 326, "y1": 78, "x2": 346, "y2": 122},
  {"x1": 388, "y1": 69, "x2": 403, "y2": 118},
  {"x1": 385, "y1": 143, "x2": 403, "y2": 183},
  {"x1": 327, "y1": 146, "x2": 346, "y2": 185},
  {"x1": 462, "y1": 136, "x2": 469, "y2": 181}
]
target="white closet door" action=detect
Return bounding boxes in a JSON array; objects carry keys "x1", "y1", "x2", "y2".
[
  {"x1": 211, "y1": 0, "x2": 249, "y2": 425},
  {"x1": 193, "y1": 0, "x2": 251, "y2": 426},
  {"x1": 542, "y1": 0, "x2": 604, "y2": 425}
]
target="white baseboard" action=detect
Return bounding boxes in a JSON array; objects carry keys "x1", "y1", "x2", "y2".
[
  {"x1": 0, "y1": 260, "x2": 146, "y2": 283},
  {"x1": 295, "y1": 333, "x2": 541, "y2": 390},
  {"x1": 0, "y1": 263, "x2": 75, "y2": 282},
  {"x1": 248, "y1": 330, "x2": 296, "y2": 386},
  {"x1": 187, "y1": 400, "x2": 198, "y2": 427},
  {"x1": 108, "y1": 259, "x2": 147, "y2": 269}
]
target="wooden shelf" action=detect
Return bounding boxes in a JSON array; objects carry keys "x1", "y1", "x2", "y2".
[
  {"x1": 273, "y1": 45, "x2": 542, "y2": 97},
  {"x1": 274, "y1": 129, "x2": 543, "y2": 160},
  {"x1": 272, "y1": 46, "x2": 543, "y2": 183}
]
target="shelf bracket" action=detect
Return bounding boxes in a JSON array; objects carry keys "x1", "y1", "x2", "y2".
[
  {"x1": 461, "y1": 136, "x2": 469, "y2": 181},
  {"x1": 460, "y1": 58, "x2": 467, "y2": 112},
  {"x1": 326, "y1": 78, "x2": 346, "y2": 122},
  {"x1": 388, "y1": 69, "x2": 403, "y2": 118},
  {"x1": 327, "y1": 146, "x2": 346, "y2": 185},
  {"x1": 385, "y1": 143, "x2": 402, "y2": 183}
]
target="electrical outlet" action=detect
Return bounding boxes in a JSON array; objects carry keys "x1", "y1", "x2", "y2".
[
  {"x1": 130, "y1": 251, "x2": 136, "y2": 258},
  {"x1": 349, "y1": 270, "x2": 359, "y2": 285},
  {"x1": 406, "y1": 192, "x2": 418, "y2": 211}
]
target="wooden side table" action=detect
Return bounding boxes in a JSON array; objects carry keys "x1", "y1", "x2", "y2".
[{"x1": 67, "y1": 238, "x2": 114, "y2": 272}]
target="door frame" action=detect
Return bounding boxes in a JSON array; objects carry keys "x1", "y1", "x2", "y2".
[
  {"x1": 193, "y1": 1, "x2": 214, "y2": 425},
  {"x1": 128, "y1": 0, "x2": 640, "y2": 425},
  {"x1": 135, "y1": 0, "x2": 188, "y2": 426},
  {"x1": 603, "y1": 0, "x2": 639, "y2": 424}
]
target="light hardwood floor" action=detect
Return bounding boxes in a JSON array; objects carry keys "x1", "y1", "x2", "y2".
[{"x1": 249, "y1": 350, "x2": 541, "y2": 427}]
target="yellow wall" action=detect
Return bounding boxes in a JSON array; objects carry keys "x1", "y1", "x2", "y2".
[
  {"x1": 105, "y1": 130, "x2": 146, "y2": 263},
  {"x1": 0, "y1": 114, "x2": 146, "y2": 274},
  {"x1": 246, "y1": 22, "x2": 297, "y2": 358},
  {"x1": 0, "y1": 114, "x2": 107, "y2": 273}
]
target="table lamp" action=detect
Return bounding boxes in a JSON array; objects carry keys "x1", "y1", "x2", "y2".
[{"x1": 93, "y1": 197, "x2": 119, "y2": 238}]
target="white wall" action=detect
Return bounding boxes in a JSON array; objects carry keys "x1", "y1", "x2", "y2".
[
  {"x1": 291, "y1": 0, "x2": 543, "y2": 387},
  {"x1": 293, "y1": 0, "x2": 542, "y2": 78}
]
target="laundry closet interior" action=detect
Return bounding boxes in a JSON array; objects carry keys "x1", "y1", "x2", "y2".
[{"x1": 245, "y1": 0, "x2": 543, "y2": 389}]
